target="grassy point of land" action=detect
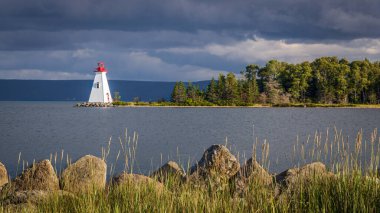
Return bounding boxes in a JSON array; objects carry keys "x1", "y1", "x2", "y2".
[{"x1": 113, "y1": 101, "x2": 380, "y2": 108}]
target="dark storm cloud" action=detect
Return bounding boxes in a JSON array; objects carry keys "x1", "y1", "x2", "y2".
[
  {"x1": 1, "y1": 0, "x2": 380, "y2": 39},
  {"x1": 0, "y1": 30, "x2": 241, "y2": 51},
  {"x1": 1, "y1": 0, "x2": 380, "y2": 80}
]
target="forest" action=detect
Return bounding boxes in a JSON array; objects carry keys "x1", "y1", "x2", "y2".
[{"x1": 170, "y1": 57, "x2": 380, "y2": 106}]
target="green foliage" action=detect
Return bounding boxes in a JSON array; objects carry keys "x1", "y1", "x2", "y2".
[
  {"x1": 240, "y1": 65, "x2": 260, "y2": 104},
  {"x1": 133, "y1": 97, "x2": 140, "y2": 103},
  {"x1": 113, "y1": 91, "x2": 121, "y2": 102},
  {"x1": 167, "y1": 57, "x2": 380, "y2": 106},
  {"x1": 171, "y1": 81, "x2": 187, "y2": 104},
  {"x1": 205, "y1": 78, "x2": 218, "y2": 103},
  {"x1": 285, "y1": 62, "x2": 312, "y2": 102}
]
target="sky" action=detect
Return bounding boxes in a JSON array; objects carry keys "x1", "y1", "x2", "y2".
[{"x1": 0, "y1": 0, "x2": 380, "y2": 81}]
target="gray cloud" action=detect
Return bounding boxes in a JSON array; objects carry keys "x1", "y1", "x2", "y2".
[
  {"x1": 0, "y1": 0, "x2": 380, "y2": 80},
  {"x1": 2, "y1": 0, "x2": 380, "y2": 39}
]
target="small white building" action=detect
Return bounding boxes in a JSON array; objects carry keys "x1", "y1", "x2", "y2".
[{"x1": 88, "y1": 62, "x2": 113, "y2": 103}]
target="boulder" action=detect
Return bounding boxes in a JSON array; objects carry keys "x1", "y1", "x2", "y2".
[
  {"x1": 12, "y1": 160, "x2": 59, "y2": 191},
  {"x1": 112, "y1": 173, "x2": 164, "y2": 193},
  {"x1": 232, "y1": 158, "x2": 273, "y2": 195},
  {"x1": 189, "y1": 145, "x2": 240, "y2": 188},
  {"x1": 275, "y1": 162, "x2": 333, "y2": 188},
  {"x1": 2, "y1": 190, "x2": 71, "y2": 205},
  {"x1": 0, "y1": 162, "x2": 8, "y2": 189},
  {"x1": 61, "y1": 155, "x2": 106, "y2": 193},
  {"x1": 2, "y1": 190, "x2": 73, "y2": 211},
  {"x1": 150, "y1": 161, "x2": 186, "y2": 184}
]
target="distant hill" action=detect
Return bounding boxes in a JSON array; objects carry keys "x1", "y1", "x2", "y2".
[{"x1": 0, "y1": 80, "x2": 209, "y2": 101}]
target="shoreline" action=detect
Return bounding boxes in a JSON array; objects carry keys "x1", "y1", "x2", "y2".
[
  {"x1": 111, "y1": 103, "x2": 380, "y2": 109},
  {"x1": 114, "y1": 105, "x2": 380, "y2": 108}
]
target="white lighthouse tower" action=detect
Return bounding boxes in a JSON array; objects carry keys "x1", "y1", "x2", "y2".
[{"x1": 88, "y1": 62, "x2": 113, "y2": 103}]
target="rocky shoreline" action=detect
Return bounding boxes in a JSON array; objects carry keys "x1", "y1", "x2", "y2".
[
  {"x1": 0, "y1": 144, "x2": 379, "y2": 211},
  {"x1": 75, "y1": 102, "x2": 114, "y2": 107},
  {"x1": 75, "y1": 102, "x2": 380, "y2": 108}
]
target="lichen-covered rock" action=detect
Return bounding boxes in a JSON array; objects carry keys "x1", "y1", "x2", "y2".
[
  {"x1": 0, "y1": 162, "x2": 8, "y2": 189},
  {"x1": 61, "y1": 155, "x2": 106, "y2": 193},
  {"x1": 12, "y1": 160, "x2": 59, "y2": 191},
  {"x1": 112, "y1": 173, "x2": 164, "y2": 193},
  {"x1": 232, "y1": 158, "x2": 273, "y2": 195},
  {"x1": 2, "y1": 190, "x2": 71, "y2": 205},
  {"x1": 150, "y1": 161, "x2": 186, "y2": 184},
  {"x1": 2, "y1": 190, "x2": 73, "y2": 211},
  {"x1": 189, "y1": 145, "x2": 240, "y2": 188},
  {"x1": 275, "y1": 162, "x2": 332, "y2": 187},
  {"x1": 274, "y1": 162, "x2": 334, "y2": 198}
]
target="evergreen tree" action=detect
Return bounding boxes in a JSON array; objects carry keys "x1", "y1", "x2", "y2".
[
  {"x1": 241, "y1": 64, "x2": 260, "y2": 104},
  {"x1": 217, "y1": 74, "x2": 226, "y2": 101},
  {"x1": 186, "y1": 82, "x2": 197, "y2": 100},
  {"x1": 168, "y1": 57, "x2": 379, "y2": 106},
  {"x1": 206, "y1": 78, "x2": 218, "y2": 103},
  {"x1": 186, "y1": 82, "x2": 203, "y2": 103},
  {"x1": 171, "y1": 81, "x2": 187, "y2": 104},
  {"x1": 225, "y1": 72, "x2": 239, "y2": 105}
]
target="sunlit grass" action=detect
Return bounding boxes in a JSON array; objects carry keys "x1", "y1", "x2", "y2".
[{"x1": 112, "y1": 101, "x2": 380, "y2": 108}]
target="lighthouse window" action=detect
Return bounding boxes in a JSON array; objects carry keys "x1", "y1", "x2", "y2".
[{"x1": 95, "y1": 82, "x2": 100, "y2": 88}]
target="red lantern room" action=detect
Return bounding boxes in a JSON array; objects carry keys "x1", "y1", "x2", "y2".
[{"x1": 95, "y1": 62, "x2": 107, "y2": 72}]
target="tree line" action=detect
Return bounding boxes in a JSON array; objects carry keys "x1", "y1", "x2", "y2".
[{"x1": 171, "y1": 57, "x2": 380, "y2": 105}]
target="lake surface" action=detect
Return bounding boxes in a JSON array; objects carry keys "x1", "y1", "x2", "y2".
[{"x1": 0, "y1": 102, "x2": 379, "y2": 177}]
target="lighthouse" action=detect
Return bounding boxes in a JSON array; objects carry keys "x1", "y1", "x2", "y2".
[{"x1": 88, "y1": 62, "x2": 113, "y2": 103}]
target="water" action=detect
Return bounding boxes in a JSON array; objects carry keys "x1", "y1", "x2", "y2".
[{"x1": 0, "y1": 102, "x2": 379, "y2": 177}]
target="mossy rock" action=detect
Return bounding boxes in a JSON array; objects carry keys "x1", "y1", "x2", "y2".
[
  {"x1": 189, "y1": 144, "x2": 240, "y2": 189},
  {"x1": 0, "y1": 162, "x2": 8, "y2": 189},
  {"x1": 150, "y1": 161, "x2": 186, "y2": 184},
  {"x1": 12, "y1": 160, "x2": 59, "y2": 191},
  {"x1": 61, "y1": 155, "x2": 106, "y2": 194}
]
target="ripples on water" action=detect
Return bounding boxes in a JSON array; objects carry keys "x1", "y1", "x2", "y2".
[{"x1": 0, "y1": 101, "x2": 379, "y2": 177}]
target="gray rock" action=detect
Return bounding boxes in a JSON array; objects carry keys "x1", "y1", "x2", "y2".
[
  {"x1": 0, "y1": 162, "x2": 8, "y2": 189},
  {"x1": 232, "y1": 158, "x2": 273, "y2": 195},
  {"x1": 61, "y1": 155, "x2": 106, "y2": 193},
  {"x1": 274, "y1": 162, "x2": 334, "y2": 199},
  {"x1": 2, "y1": 190, "x2": 71, "y2": 205},
  {"x1": 2, "y1": 190, "x2": 73, "y2": 212},
  {"x1": 275, "y1": 162, "x2": 333, "y2": 187},
  {"x1": 75, "y1": 102, "x2": 113, "y2": 107},
  {"x1": 112, "y1": 173, "x2": 164, "y2": 193},
  {"x1": 150, "y1": 161, "x2": 186, "y2": 184},
  {"x1": 12, "y1": 160, "x2": 59, "y2": 191},
  {"x1": 189, "y1": 145, "x2": 240, "y2": 188}
]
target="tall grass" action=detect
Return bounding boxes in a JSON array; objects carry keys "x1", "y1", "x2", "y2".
[{"x1": 1, "y1": 129, "x2": 379, "y2": 213}]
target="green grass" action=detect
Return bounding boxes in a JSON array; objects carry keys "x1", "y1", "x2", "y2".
[
  {"x1": 28, "y1": 172, "x2": 379, "y2": 213},
  {"x1": 1, "y1": 129, "x2": 379, "y2": 212},
  {"x1": 113, "y1": 101, "x2": 380, "y2": 108}
]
